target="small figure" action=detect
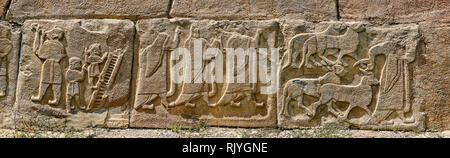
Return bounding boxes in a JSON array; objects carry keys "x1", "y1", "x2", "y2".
[
  {"x1": 31, "y1": 24, "x2": 66, "y2": 105},
  {"x1": 65, "y1": 57, "x2": 85, "y2": 113},
  {"x1": 84, "y1": 43, "x2": 107, "y2": 89}
]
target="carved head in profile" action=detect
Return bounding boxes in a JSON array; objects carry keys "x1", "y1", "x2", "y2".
[
  {"x1": 69, "y1": 57, "x2": 82, "y2": 70},
  {"x1": 45, "y1": 27, "x2": 64, "y2": 40},
  {"x1": 87, "y1": 43, "x2": 102, "y2": 56},
  {"x1": 189, "y1": 23, "x2": 201, "y2": 38}
]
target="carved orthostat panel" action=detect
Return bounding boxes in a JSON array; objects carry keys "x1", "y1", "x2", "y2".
[
  {"x1": 278, "y1": 21, "x2": 424, "y2": 130},
  {"x1": 16, "y1": 20, "x2": 134, "y2": 128},
  {"x1": 131, "y1": 19, "x2": 279, "y2": 128},
  {"x1": 0, "y1": 22, "x2": 20, "y2": 128}
]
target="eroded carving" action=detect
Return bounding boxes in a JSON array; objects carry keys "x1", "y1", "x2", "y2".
[
  {"x1": 65, "y1": 57, "x2": 85, "y2": 113},
  {"x1": 0, "y1": 26, "x2": 12, "y2": 97},
  {"x1": 131, "y1": 19, "x2": 278, "y2": 128},
  {"x1": 16, "y1": 20, "x2": 134, "y2": 128},
  {"x1": 279, "y1": 22, "x2": 424, "y2": 130},
  {"x1": 30, "y1": 24, "x2": 66, "y2": 105}
]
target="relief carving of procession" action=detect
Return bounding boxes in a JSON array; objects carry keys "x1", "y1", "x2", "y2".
[
  {"x1": 279, "y1": 22, "x2": 424, "y2": 129},
  {"x1": 134, "y1": 20, "x2": 278, "y2": 111}
]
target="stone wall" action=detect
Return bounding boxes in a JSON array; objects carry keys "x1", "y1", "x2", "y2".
[{"x1": 0, "y1": 0, "x2": 448, "y2": 131}]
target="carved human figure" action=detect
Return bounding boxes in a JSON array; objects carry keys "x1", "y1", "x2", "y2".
[
  {"x1": 0, "y1": 26, "x2": 12, "y2": 97},
  {"x1": 30, "y1": 24, "x2": 66, "y2": 105},
  {"x1": 84, "y1": 43, "x2": 107, "y2": 89},
  {"x1": 65, "y1": 57, "x2": 85, "y2": 113},
  {"x1": 168, "y1": 24, "x2": 219, "y2": 107},
  {"x1": 356, "y1": 41, "x2": 417, "y2": 125},
  {"x1": 134, "y1": 26, "x2": 184, "y2": 110},
  {"x1": 211, "y1": 29, "x2": 264, "y2": 107}
]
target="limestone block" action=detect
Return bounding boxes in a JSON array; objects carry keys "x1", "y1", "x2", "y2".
[
  {"x1": 278, "y1": 21, "x2": 425, "y2": 130},
  {"x1": 170, "y1": 0, "x2": 337, "y2": 21},
  {"x1": 7, "y1": 0, "x2": 170, "y2": 21},
  {"x1": 340, "y1": 0, "x2": 450, "y2": 24},
  {"x1": 15, "y1": 19, "x2": 134, "y2": 128},
  {"x1": 0, "y1": 21, "x2": 19, "y2": 129},
  {"x1": 131, "y1": 18, "x2": 279, "y2": 128},
  {"x1": 416, "y1": 23, "x2": 450, "y2": 130}
]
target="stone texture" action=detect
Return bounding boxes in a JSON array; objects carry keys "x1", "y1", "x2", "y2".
[
  {"x1": 0, "y1": 0, "x2": 9, "y2": 18},
  {"x1": 340, "y1": 0, "x2": 450, "y2": 24},
  {"x1": 0, "y1": 21, "x2": 20, "y2": 129},
  {"x1": 416, "y1": 22, "x2": 450, "y2": 130},
  {"x1": 15, "y1": 19, "x2": 134, "y2": 128},
  {"x1": 278, "y1": 20, "x2": 425, "y2": 130},
  {"x1": 170, "y1": 0, "x2": 337, "y2": 21},
  {"x1": 131, "y1": 18, "x2": 279, "y2": 128},
  {"x1": 7, "y1": 0, "x2": 170, "y2": 21}
]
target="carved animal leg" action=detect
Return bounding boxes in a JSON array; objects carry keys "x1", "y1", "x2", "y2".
[
  {"x1": 309, "y1": 100, "x2": 323, "y2": 118},
  {"x1": 326, "y1": 100, "x2": 341, "y2": 117},
  {"x1": 296, "y1": 95, "x2": 312, "y2": 116},
  {"x1": 361, "y1": 105, "x2": 372, "y2": 116},
  {"x1": 280, "y1": 85, "x2": 289, "y2": 116},
  {"x1": 335, "y1": 53, "x2": 349, "y2": 66},
  {"x1": 304, "y1": 37, "x2": 317, "y2": 68},
  {"x1": 341, "y1": 104, "x2": 356, "y2": 120},
  {"x1": 48, "y1": 84, "x2": 61, "y2": 105},
  {"x1": 31, "y1": 83, "x2": 50, "y2": 101}
]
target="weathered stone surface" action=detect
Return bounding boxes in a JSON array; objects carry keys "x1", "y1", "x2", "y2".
[
  {"x1": 15, "y1": 19, "x2": 134, "y2": 128},
  {"x1": 278, "y1": 21, "x2": 425, "y2": 130},
  {"x1": 340, "y1": 0, "x2": 450, "y2": 24},
  {"x1": 170, "y1": 0, "x2": 337, "y2": 21},
  {"x1": 0, "y1": 0, "x2": 9, "y2": 18},
  {"x1": 0, "y1": 21, "x2": 19, "y2": 129},
  {"x1": 7, "y1": 0, "x2": 170, "y2": 21},
  {"x1": 416, "y1": 23, "x2": 450, "y2": 130},
  {"x1": 131, "y1": 18, "x2": 279, "y2": 128}
]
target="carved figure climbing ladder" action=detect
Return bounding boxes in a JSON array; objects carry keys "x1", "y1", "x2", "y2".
[{"x1": 87, "y1": 51, "x2": 124, "y2": 110}]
